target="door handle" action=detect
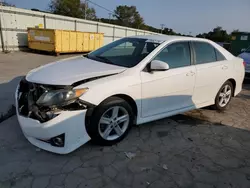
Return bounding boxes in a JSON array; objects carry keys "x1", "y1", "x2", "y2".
[
  {"x1": 186, "y1": 71, "x2": 195, "y2": 76},
  {"x1": 222, "y1": 65, "x2": 228, "y2": 70}
]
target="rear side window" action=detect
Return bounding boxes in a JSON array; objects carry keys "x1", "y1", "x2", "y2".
[
  {"x1": 215, "y1": 49, "x2": 226, "y2": 61},
  {"x1": 154, "y1": 42, "x2": 191, "y2": 69},
  {"x1": 193, "y1": 42, "x2": 216, "y2": 64}
]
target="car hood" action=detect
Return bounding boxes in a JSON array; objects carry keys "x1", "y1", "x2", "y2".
[
  {"x1": 238, "y1": 52, "x2": 250, "y2": 63},
  {"x1": 26, "y1": 56, "x2": 127, "y2": 85}
]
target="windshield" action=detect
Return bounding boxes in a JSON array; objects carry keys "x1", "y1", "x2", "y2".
[{"x1": 87, "y1": 38, "x2": 160, "y2": 68}]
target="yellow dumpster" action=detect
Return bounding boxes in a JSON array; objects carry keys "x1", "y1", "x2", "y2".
[{"x1": 27, "y1": 28, "x2": 104, "y2": 55}]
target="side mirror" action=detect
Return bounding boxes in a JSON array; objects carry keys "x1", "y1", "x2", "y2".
[
  {"x1": 241, "y1": 48, "x2": 246, "y2": 52},
  {"x1": 150, "y1": 60, "x2": 169, "y2": 71}
]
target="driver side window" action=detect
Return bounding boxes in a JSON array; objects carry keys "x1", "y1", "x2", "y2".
[{"x1": 154, "y1": 42, "x2": 191, "y2": 69}]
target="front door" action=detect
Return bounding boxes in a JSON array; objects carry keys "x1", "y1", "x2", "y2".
[{"x1": 141, "y1": 41, "x2": 196, "y2": 117}]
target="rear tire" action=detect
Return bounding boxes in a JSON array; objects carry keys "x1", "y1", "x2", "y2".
[
  {"x1": 213, "y1": 81, "x2": 233, "y2": 111},
  {"x1": 87, "y1": 97, "x2": 134, "y2": 145}
]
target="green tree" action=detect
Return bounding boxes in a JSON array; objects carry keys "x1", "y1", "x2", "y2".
[
  {"x1": 231, "y1": 29, "x2": 239, "y2": 34},
  {"x1": 143, "y1": 24, "x2": 161, "y2": 33},
  {"x1": 113, "y1": 5, "x2": 144, "y2": 29},
  {"x1": 162, "y1": 28, "x2": 176, "y2": 35},
  {"x1": 196, "y1": 26, "x2": 230, "y2": 42},
  {"x1": 79, "y1": 2, "x2": 96, "y2": 20},
  {"x1": 49, "y1": 0, "x2": 96, "y2": 20},
  {"x1": 99, "y1": 18, "x2": 120, "y2": 25}
]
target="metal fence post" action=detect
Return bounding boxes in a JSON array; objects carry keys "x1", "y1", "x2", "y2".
[
  {"x1": 125, "y1": 28, "x2": 127, "y2": 37},
  {"x1": 96, "y1": 23, "x2": 99, "y2": 33},
  {"x1": 113, "y1": 26, "x2": 115, "y2": 41},
  {"x1": 0, "y1": 11, "x2": 4, "y2": 52},
  {"x1": 74, "y1": 20, "x2": 77, "y2": 31},
  {"x1": 0, "y1": 2, "x2": 6, "y2": 52},
  {"x1": 43, "y1": 15, "x2": 46, "y2": 29}
]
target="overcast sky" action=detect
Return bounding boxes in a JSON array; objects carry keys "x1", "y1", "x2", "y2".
[{"x1": 5, "y1": 0, "x2": 250, "y2": 35}]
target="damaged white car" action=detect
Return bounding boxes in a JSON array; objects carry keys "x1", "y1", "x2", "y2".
[{"x1": 16, "y1": 35, "x2": 245, "y2": 154}]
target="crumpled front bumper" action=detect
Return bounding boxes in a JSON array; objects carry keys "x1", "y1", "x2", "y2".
[{"x1": 15, "y1": 85, "x2": 91, "y2": 154}]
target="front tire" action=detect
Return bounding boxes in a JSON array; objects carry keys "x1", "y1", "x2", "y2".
[
  {"x1": 87, "y1": 97, "x2": 134, "y2": 145},
  {"x1": 213, "y1": 81, "x2": 233, "y2": 111}
]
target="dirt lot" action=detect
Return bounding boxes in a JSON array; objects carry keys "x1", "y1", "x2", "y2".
[{"x1": 0, "y1": 52, "x2": 250, "y2": 188}]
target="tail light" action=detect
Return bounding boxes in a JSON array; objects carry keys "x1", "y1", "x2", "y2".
[{"x1": 243, "y1": 61, "x2": 246, "y2": 67}]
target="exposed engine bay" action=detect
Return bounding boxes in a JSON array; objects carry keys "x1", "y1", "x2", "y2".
[{"x1": 17, "y1": 78, "x2": 89, "y2": 123}]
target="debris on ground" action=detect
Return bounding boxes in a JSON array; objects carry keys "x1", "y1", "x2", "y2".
[
  {"x1": 124, "y1": 152, "x2": 136, "y2": 159},
  {"x1": 162, "y1": 164, "x2": 168, "y2": 170},
  {"x1": 188, "y1": 138, "x2": 193, "y2": 142}
]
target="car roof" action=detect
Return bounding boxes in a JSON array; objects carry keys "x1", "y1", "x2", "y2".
[
  {"x1": 128, "y1": 34, "x2": 210, "y2": 43},
  {"x1": 128, "y1": 34, "x2": 235, "y2": 60}
]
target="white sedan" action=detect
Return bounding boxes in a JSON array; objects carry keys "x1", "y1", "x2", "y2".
[{"x1": 16, "y1": 35, "x2": 245, "y2": 154}]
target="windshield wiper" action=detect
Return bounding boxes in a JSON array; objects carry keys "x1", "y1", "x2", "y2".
[
  {"x1": 95, "y1": 56, "x2": 113, "y2": 64},
  {"x1": 83, "y1": 53, "x2": 89, "y2": 58}
]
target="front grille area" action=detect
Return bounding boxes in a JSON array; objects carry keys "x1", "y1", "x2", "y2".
[
  {"x1": 18, "y1": 79, "x2": 52, "y2": 122},
  {"x1": 17, "y1": 78, "x2": 88, "y2": 123}
]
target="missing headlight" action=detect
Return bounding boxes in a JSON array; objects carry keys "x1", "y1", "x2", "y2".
[
  {"x1": 17, "y1": 79, "x2": 95, "y2": 123},
  {"x1": 36, "y1": 88, "x2": 88, "y2": 107}
]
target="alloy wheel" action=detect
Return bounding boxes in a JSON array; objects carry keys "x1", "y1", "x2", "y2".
[
  {"x1": 98, "y1": 106, "x2": 130, "y2": 141},
  {"x1": 218, "y1": 84, "x2": 232, "y2": 107}
]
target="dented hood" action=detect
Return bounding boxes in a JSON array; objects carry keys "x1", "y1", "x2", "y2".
[{"x1": 26, "y1": 56, "x2": 126, "y2": 85}]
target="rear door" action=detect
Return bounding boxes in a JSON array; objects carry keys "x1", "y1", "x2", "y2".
[{"x1": 192, "y1": 41, "x2": 231, "y2": 105}]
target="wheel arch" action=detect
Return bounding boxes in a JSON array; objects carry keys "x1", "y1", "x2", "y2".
[
  {"x1": 227, "y1": 78, "x2": 236, "y2": 96},
  {"x1": 109, "y1": 94, "x2": 138, "y2": 118},
  {"x1": 85, "y1": 94, "x2": 138, "y2": 127}
]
